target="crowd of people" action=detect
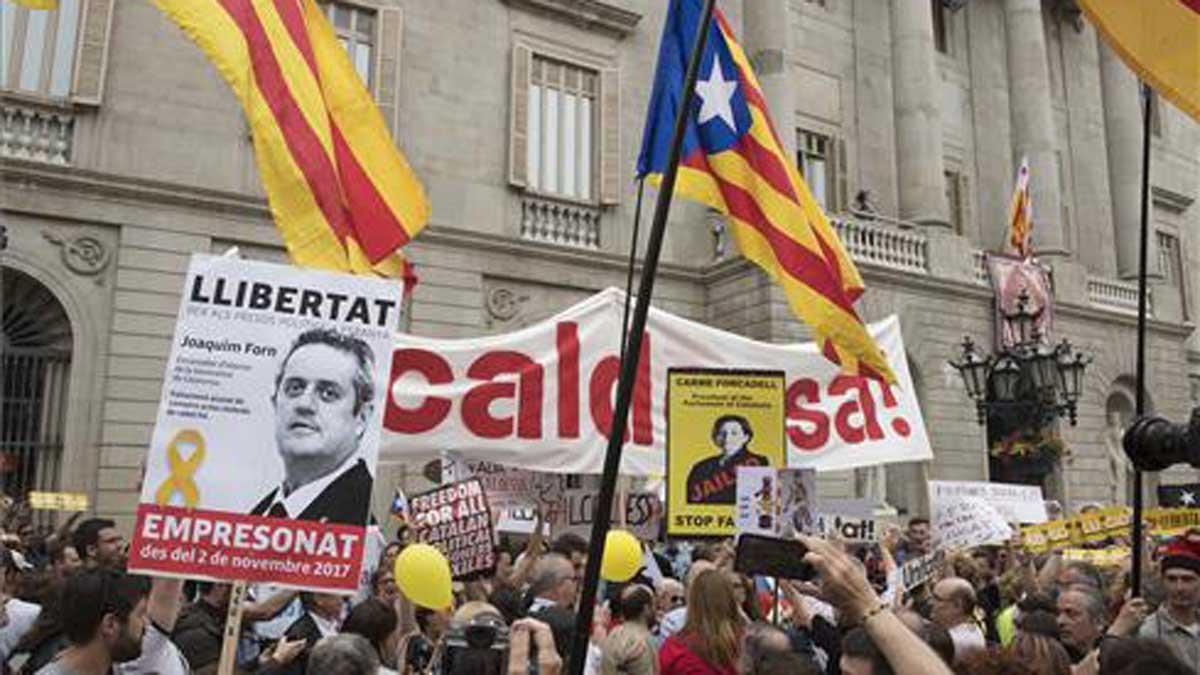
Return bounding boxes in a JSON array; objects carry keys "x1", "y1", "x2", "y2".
[{"x1": 0, "y1": 506, "x2": 1196, "y2": 674}]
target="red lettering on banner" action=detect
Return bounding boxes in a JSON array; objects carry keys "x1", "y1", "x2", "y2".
[
  {"x1": 385, "y1": 349, "x2": 452, "y2": 433},
  {"x1": 557, "y1": 323, "x2": 580, "y2": 438},
  {"x1": 830, "y1": 375, "x2": 884, "y2": 443},
  {"x1": 462, "y1": 352, "x2": 544, "y2": 439},
  {"x1": 879, "y1": 381, "x2": 913, "y2": 437},
  {"x1": 786, "y1": 378, "x2": 829, "y2": 451},
  {"x1": 588, "y1": 334, "x2": 653, "y2": 444}
]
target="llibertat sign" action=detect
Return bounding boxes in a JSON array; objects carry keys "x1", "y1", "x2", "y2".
[
  {"x1": 128, "y1": 254, "x2": 402, "y2": 592},
  {"x1": 381, "y1": 288, "x2": 931, "y2": 476}
]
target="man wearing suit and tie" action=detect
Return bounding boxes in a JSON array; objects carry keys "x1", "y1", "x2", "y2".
[{"x1": 251, "y1": 327, "x2": 375, "y2": 525}]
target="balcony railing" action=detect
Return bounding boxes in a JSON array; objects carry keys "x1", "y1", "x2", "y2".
[
  {"x1": 831, "y1": 217, "x2": 928, "y2": 275},
  {"x1": 1, "y1": 99, "x2": 74, "y2": 166},
  {"x1": 520, "y1": 194, "x2": 601, "y2": 250},
  {"x1": 1087, "y1": 276, "x2": 1153, "y2": 317}
]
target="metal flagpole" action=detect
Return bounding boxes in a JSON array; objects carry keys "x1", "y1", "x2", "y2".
[
  {"x1": 1130, "y1": 81, "x2": 1154, "y2": 597},
  {"x1": 565, "y1": 1, "x2": 719, "y2": 672},
  {"x1": 620, "y1": 179, "x2": 648, "y2": 364}
]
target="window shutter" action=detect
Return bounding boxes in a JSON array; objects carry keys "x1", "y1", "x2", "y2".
[
  {"x1": 375, "y1": 7, "x2": 403, "y2": 138},
  {"x1": 956, "y1": 172, "x2": 972, "y2": 236},
  {"x1": 599, "y1": 66, "x2": 620, "y2": 205},
  {"x1": 508, "y1": 44, "x2": 532, "y2": 188},
  {"x1": 834, "y1": 136, "x2": 849, "y2": 213},
  {"x1": 71, "y1": 0, "x2": 115, "y2": 105}
]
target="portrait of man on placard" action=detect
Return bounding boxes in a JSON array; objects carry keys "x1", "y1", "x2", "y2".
[
  {"x1": 250, "y1": 327, "x2": 376, "y2": 525},
  {"x1": 686, "y1": 414, "x2": 770, "y2": 505}
]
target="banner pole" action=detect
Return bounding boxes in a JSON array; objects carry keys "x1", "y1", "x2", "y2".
[
  {"x1": 565, "y1": 2, "x2": 718, "y2": 673},
  {"x1": 620, "y1": 178, "x2": 647, "y2": 364},
  {"x1": 1130, "y1": 82, "x2": 1154, "y2": 598},
  {"x1": 217, "y1": 580, "x2": 248, "y2": 675}
]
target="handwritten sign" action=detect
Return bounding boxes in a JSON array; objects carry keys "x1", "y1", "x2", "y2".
[
  {"x1": 933, "y1": 497, "x2": 1013, "y2": 550},
  {"x1": 929, "y1": 481, "x2": 1047, "y2": 524},
  {"x1": 900, "y1": 551, "x2": 942, "y2": 591},
  {"x1": 410, "y1": 479, "x2": 496, "y2": 580}
]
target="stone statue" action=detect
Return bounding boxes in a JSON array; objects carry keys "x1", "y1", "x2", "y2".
[{"x1": 1105, "y1": 410, "x2": 1132, "y2": 504}]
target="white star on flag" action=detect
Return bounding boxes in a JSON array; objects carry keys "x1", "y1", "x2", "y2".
[
  {"x1": 1182, "y1": 490, "x2": 1196, "y2": 507},
  {"x1": 695, "y1": 60, "x2": 738, "y2": 131}
]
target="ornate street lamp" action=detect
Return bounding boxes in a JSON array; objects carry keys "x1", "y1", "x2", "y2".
[{"x1": 950, "y1": 290, "x2": 1092, "y2": 428}]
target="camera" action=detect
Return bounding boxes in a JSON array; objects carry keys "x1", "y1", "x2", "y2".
[
  {"x1": 1123, "y1": 406, "x2": 1200, "y2": 471},
  {"x1": 439, "y1": 611, "x2": 510, "y2": 675}
]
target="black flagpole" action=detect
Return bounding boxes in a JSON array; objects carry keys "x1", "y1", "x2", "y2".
[
  {"x1": 566, "y1": 1, "x2": 718, "y2": 673},
  {"x1": 1130, "y1": 82, "x2": 1153, "y2": 597},
  {"x1": 620, "y1": 178, "x2": 648, "y2": 364}
]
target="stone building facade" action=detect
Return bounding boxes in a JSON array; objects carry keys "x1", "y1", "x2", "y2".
[{"x1": 2, "y1": 0, "x2": 1198, "y2": 532}]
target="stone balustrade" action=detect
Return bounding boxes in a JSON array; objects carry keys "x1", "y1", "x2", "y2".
[
  {"x1": 831, "y1": 216, "x2": 929, "y2": 274},
  {"x1": 1087, "y1": 275, "x2": 1153, "y2": 317},
  {"x1": 519, "y1": 194, "x2": 601, "y2": 250},
  {"x1": 1, "y1": 99, "x2": 74, "y2": 166}
]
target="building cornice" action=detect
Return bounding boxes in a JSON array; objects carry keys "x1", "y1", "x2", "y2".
[
  {"x1": 501, "y1": 0, "x2": 642, "y2": 38},
  {"x1": 1152, "y1": 186, "x2": 1195, "y2": 214}
]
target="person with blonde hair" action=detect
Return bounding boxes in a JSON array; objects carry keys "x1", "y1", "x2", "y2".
[{"x1": 659, "y1": 570, "x2": 743, "y2": 675}]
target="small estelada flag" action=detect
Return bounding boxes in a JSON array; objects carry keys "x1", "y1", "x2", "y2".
[
  {"x1": 1158, "y1": 483, "x2": 1200, "y2": 509},
  {"x1": 1006, "y1": 157, "x2": 1033, "y2": 259}
]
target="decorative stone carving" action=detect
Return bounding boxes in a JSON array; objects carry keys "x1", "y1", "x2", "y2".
[
  {"x1": 485, "y1": 286, "x2": 530, "y2": 326},
  {"x1": 42, "y1": 231, "x2": 111, "y2": 277}
]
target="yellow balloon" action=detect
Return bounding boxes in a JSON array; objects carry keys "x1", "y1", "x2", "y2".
[
  {"x1": 601, "y1": 530, "x2": 642, "y2": 582},
  {"x1": 394, "y1": 543, "x2": 453, "y2": 609}
]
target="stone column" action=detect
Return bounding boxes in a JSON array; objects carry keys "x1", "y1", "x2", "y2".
[
  {"x1": 890, "y1": 0, "x2": 950, "y2": 228},
  {"x1": 744, "y1": 0, "x2": 795, "y2": 159},
  {"x1": 1099, "y1": 40, "x2": 1144, "y2": 278},
  {"x1": 1004, "y1": 0, "x2": 1065, "y2": 255}
]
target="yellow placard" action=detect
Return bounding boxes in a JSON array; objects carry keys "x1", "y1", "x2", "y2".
[
  {"x1": 1063, "y1": 547, "x2": 1130, "y2": 567},
  {"x1": 666, "y1": 369, "x2": 786, "y2": 537},
  {"x1": 1021, "y1": 506, "x2": 1200, "y2": 552},
  {"x1": 28, "y1": 491, "x2": 89, "y2": 512}
]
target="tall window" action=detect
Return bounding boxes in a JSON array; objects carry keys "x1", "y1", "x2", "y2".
[
  {"x1": 944, "y1": 170, "x2": 964, "y2": 235},
  {"x1": 1, "y1": 1, "x2": 83, "y2": 99},
  {"x1": 1157, "y1": 230, "x2": 1182, "y2": 288},
  {"x1": 931, "y1": 0, "x2": 949, "y2": 55},
  {"x1": 1149, "y1": 89, "x2": 1164, "y2": 139},
  {"x1": 526, "y1": 55, "x2": 597, "y2": 202},
  {"x1": 797, "y1": 130, "x2": 831, "y2": 211},
  {"x1": 323, "y1": 2, "x2": 375, "y2": 89}
]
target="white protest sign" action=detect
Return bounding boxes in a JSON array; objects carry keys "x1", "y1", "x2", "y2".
[
  {"x1": 736, "y1": 467, "x2": 781, "y2": 536},
  {"x1": 128, "y1": 254, "x2": 402, "y2": 592},
  {"x1": 441, "y1": 454, "x2": 548, "y2": 510},
  {"x1": 929, "y1": 481, "x2": 1047, "y2": 524},
  {"x1": 541, "y1": 477, "x2": 663, "y2": 540},
  {"x1": 932, "y1": 497, "x2": 1013, "y2": 550}
]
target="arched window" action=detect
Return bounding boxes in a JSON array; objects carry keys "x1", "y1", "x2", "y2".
[{"x1": 1, "y1": 267, "x2": 72, "y2": 499}]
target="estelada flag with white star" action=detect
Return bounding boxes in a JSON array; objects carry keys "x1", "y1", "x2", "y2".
[
  {"x1": 1158, "y1": 483, "x2": 1200, "y2": 509},
  {"x1": 636, "y1": 0, "x2": 894, "y2": 383}
]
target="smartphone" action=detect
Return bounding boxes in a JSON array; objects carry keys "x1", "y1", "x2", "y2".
[{"x1": 734, "y1": 533, "x2": 816, "y2": 580}]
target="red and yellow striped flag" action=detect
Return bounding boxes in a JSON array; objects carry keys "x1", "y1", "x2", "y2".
[
  {"x1": 1079, "y1": 0, "x2": 1200, "y2": 123},
  {"x1": 637, "y1": 0, "x2": 894, "y2": 383},
  {"x1": 1006, "y1": 157, "x2": 1032, "y2": 259},
  {"x1": 153, "y1": 0, "x2": 429, "y2": 280}
]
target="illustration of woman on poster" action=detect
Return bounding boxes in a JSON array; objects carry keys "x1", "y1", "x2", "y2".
[{"x1": 686, "y1": 415, "x2": 770, "y2": 504}]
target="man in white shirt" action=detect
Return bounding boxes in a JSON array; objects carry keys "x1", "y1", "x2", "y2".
[
  {"x1": 250, "y1": 328, "x2": 376, "y2": 525},
  {"x1": 930, "y1": 578, "x2": 985, "y2": 663}
]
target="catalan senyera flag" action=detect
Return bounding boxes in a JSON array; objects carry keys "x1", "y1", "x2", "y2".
[
  {"x1": 637, "y1": 0, "x2": 894, "y2": 383},
  {"x1": 1078, "y1": 0, "x2": 1200, "y2": 122},
  {"x1": 152, "y1": 0, "x2": 429, "y2": 280},
  {"x1": 1006, "y1": 157, "x2": 1032, "y2": 259}
]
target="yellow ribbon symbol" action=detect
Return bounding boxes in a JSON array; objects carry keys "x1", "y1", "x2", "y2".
[{"x1": 155, "y1": 429, "x2": 205, "y2": 507}]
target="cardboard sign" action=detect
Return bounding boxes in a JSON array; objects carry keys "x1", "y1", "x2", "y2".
[
  {"x1": 929, "y1": 481, "x2": 1047, "y2": 524},
  {"x1": 933, "y1": 497, "x2": 1013, "y2": 550},
  {"x1": 440, "y1": 454, "x2": 548, "y2": 510},
  {"x1": 542, "y1": 478, "x2": 662, "y2": 541},
  {"x1": 410, "y1": 479, "x2": 496, "y2": 580},
  {"x1": 384, "y1": 289, "x2": 932, "y2": 475},
  {"x1": 128, "y1": 255, "x2": 401, "y2": 592},
  {"x1": 28, "y1": 491, "x2": 88, "y2": 512},
  {"x1": 666, "y1": 369, "x2": 787, "y2": 537}
]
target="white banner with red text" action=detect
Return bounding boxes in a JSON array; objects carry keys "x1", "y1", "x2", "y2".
[{"x1": 381, "y1": 288, "x2": 930, "y2": 476}]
